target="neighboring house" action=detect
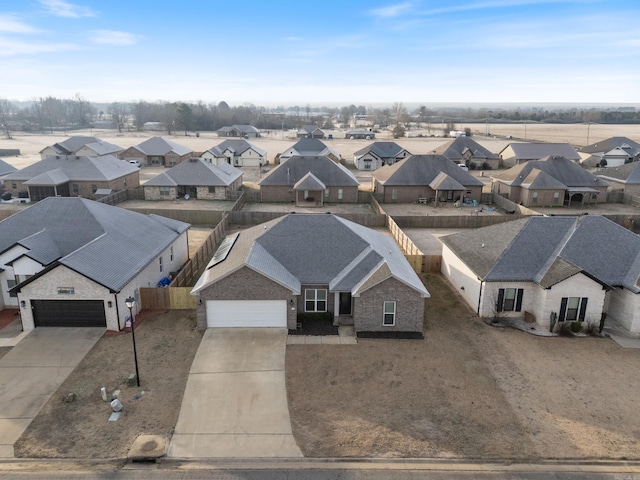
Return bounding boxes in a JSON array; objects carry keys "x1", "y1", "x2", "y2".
[
  {"x1": 580, "y1": 137, "x2": 640, "y2": 168},
  {"x1": 297, "y1": 125, "x2": 325, "y2": 138},
  {"x1": 40, "y1": 136, "x2": 123, "y2": 159},
  {"x1": 143, "y1": 158, "x2": 243, "y2": 200},
  {"x1": 217, "y1": 125, "x2": 261, "y2": 138},
  {"x1": 191, "y1": 213, "x2": 430, "y2": 335},
  {"x1": 345, "y1": 129, "x2": 375, "y2": 140},
  {"x1": 491, "y1": 155, "x2": 608, "y2": 207},
  {"x1": 597, "y1": 161, "x2": 640, "y2": 196},
  {"x1": 201, "y1": 139, "x2": 267, "y2": 167},
  {"x1": 372, "y1": 155, "x2": 484, "y2": 203},
  {"x1": 433, "y1": 136, "x2": 500, "y2": 170},
  {"x1": 259, "y1": 155, "x2": 359, "y2": 204},
  {"x1": 279, "y1": 138, "x2": 341, "y2": 163},
  {"x1": 499, "y1": 143, "x2": 580, "y2": 167},
  {"x1": 3, "y1": 155, "x2": 139, "y2": 201},
  {"x1": 0, "y1": 158, "x2": 17, "y2": 180},
  {"x1": 119, "y1": 137, "x2": 193, "y2": 167},
  {"x1": 441, "y1": 215, "x2": 640, "y2": 334},
  {"x1": 353, "y1": 142, "x2": 410, "y2": 171},
  {"x1": 0, "y1": 197, "x2": 189, "y2": 332}
]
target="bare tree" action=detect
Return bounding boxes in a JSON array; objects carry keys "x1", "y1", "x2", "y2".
[
  {"x1": 108, "y1": 102, "x2": 127, "y2": 133},
  {"x1": 0, "y1": 99, "x2": 15, "y2": 139}
]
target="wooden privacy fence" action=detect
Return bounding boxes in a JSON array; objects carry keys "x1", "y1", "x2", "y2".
[
  {"x1": 171, "y1": 214, "x2": 229, "y2": 288},
  {"x1": 139, "y1": 287, "x2": 196, "y2": 310}
]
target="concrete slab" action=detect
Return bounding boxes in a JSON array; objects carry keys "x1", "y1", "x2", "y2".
[
  {"x1": 169, "y1": 328, "x2": 302, "y2": 458},
  {"x1": 320, "y1": 336, "x2": 341, "y2": 345},
  {"x1": 607, "y1": 333, "x2": 640, "y2": 349},
  {"x1": 0, "y1": 327, "x2": 103, "y2": 457}
]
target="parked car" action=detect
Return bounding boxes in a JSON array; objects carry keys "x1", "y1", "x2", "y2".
[
  {"x1": 458, "y1": 163, "x2": 469, "y2": 171},
  {"x1": 128, "y1": 159, "x2": 141, "y2": 168}
]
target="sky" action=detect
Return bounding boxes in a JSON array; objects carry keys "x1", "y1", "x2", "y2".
[{"x1": 1, "y1": 0, "x2": 639, "y2": 105}]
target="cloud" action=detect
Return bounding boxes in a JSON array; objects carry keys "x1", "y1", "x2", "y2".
[
  {"x1": 89, "y1": 30, "x2": 141, "y2": 46},
  {"x1": 417, "y1": 0, "x2": 600, "y2": 16},
  {"x1": 38, "y1": 0, "x2": 97, "y2": 18},
  {"x1": 0, "y1": 14, "x2": 41, "y2": 34},
  {"x1": 369, "y1": 2, "x2": 416, "y2": 18},
  {"x1": 0, "y1": 36, "x2": 80, "y2": 56}
]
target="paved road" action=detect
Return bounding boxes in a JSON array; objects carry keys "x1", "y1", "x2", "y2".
[
  {"x1": 168, "y1": 328, "x2": 302, "y2": 458},
  {"x1": 0, "y1": 327, "x2": 104, "y2": 458}
]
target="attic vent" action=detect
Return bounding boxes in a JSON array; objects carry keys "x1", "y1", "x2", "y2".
[{"x1": 207, "y1": 233, "x2": 239, "y2": 269}]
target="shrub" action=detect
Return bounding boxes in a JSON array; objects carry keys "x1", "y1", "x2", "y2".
[
  {"x1": 296, "y1": 311, "x2": 333, "y2": 323},
  {"x1": 469, "y1": 163, "x2": 477, "y2": 170},
  {"x1": 585, "y1": 321, "x2": 598, "y2": 335},
  {"x1": 558, "y1": 322, "x2": 574, "y2": 336},
  {"x1": 482, "y1": 162, "x2": 492, "y2": 170},
  {"x1": 570, "y1": 321, "x2": 583, "y2": 334},
  {"x1": 549, "y1": 311, "x2": 558, "y2": 333}
]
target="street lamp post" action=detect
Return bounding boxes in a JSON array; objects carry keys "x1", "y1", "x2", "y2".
[{"x1": 125, "y1": 296, "x2": 140, "y2": 387}]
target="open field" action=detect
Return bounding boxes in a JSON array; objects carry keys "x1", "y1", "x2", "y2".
[{"x1": 286, "y1": 273, "x2": 640, "y2": 460}]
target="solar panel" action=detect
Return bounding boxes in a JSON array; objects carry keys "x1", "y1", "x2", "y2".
[{"x1": 207, "y1": 233, "x2": 239, "y2": 269}]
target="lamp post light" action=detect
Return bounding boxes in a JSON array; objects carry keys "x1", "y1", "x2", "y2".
[{"x1": 125, "y1": 296, "x2": 140, "y2": 387}]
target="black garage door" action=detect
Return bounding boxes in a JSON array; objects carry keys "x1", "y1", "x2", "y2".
[{"x1": 32, "y1": 300, "x2": 106, "y2": 327}]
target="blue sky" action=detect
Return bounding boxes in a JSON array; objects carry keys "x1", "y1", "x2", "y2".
[{"x1": 1, "y1": 0, "x2": 639, "y2": 105}]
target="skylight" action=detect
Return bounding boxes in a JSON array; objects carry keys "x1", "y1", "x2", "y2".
[{"x1": 207, "y1": 233, "x2": 239, "y2": 269}]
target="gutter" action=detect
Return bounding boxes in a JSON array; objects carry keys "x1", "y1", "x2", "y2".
[{"x1": 477, "y1": 280, "x2": 483, "y2": 315}]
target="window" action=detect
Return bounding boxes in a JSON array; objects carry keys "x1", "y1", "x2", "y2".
[
  {"x1": 159, "y1": 187, "x2": 171, "y2": 196},
  {"x1": 532, "y1": 192, "x2": 538, "y2": 204},
  {"x1": 391, "y1": 188, "x2": 398, "y2": 200},
  {"x1": 91, "y1": 184, "x2": 97, "y2": 193},
  {"x1": 159, "y1": 256, "x2": 163, "y2": 273},
  {"x1": 170, "y1": 246, "x2": 174, "y2": 262},
  {"x1": 383, "y1": 301, "x2": 396, "y2": 326},
  {"x1": 7, "y1": 278, "x2": 17, "y2": 298},
  {"x1": 11, "y1": 183, "x2": 16, "y2": 189},
  {"x1": 324, "y1": 189, "x2": 329, "y2": 199},
  {"x1": 72, "y1": 184, "x2": 79, "y2": 194},
  {"x1": 208, "y1": 186, "x2": 216, "y2": 193},
  {"x1": 338, "y1": 188, "x2": 343, "y2": 200},
  {"x1": 57, "y1": 287, "x2": 75, "y2": 294},
  {"x1": 497, "y1": 288, "x2": 523, "y2": 312},
  {"x1": 305, "y1": 289, "x2": 327, "y2": 312},
  {"x1": 364, "y1": 160, "x2": 372, "y2": 170},
  {"x1": 553, "y1": 192, "x2": 560, "y2": 204},
  {"x1": 559, "y1": 297, "x2": 588, "y2": 322}
]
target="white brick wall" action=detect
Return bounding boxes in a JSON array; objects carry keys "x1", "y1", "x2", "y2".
[
  {"x1": 441, "y1": 245, "x2": 482, "y2": 313},
  {"x1": 606, "y1": 288, "x2": 640, "y2": 333}
]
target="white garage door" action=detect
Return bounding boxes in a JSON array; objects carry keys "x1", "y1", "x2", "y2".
[{"x1": 206, "y1": 300, "x2": 287, "y2": 328}]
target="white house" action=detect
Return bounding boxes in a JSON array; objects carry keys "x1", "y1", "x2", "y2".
[
  {"x1": 353, "y1": 142, "x2": 410, "y2": 171},
  {"x1": 440, "y1": 216, "x2": 640, "y2": 334},
  {"x1": 0, "y1": 197, "x2": 190, "y2": 332},
  {"x1": 201, "y1": 139, "x2": 266, "y2": 167}
]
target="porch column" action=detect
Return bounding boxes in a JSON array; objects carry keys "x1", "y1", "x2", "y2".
[{"x1": 334, "y1": 292, "x2": 339, "y2": 320}]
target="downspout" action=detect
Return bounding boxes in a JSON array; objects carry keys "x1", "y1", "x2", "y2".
[
  {"x1": 477, "y1": 280, "x2": 483, "y2": 315},
  {"x1": 115, "y1": 294, "x2": 122, "y2": 331}
]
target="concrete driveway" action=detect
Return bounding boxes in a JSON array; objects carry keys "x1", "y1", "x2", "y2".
[
  {"x1": 0, "y1": 327, "x2": 104, "y2": 457},
  {"x1": 168, "y1": 328, "x2": 302, "y2": 458}
]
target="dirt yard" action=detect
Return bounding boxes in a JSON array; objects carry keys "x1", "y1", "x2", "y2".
[
  {"x1": 14, "y1": 310, "x2": 202, "y2": 459},
  {"x1": 286, "y1": 273, "x2": 640, "y2": 460}
]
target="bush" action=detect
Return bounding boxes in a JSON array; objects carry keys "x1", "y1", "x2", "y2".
[
  {"x1": 571, "y1": 321, "x2": 583, "y2": 333},
  {"x1": 469, "y1": 163, "x2": 477, "y2": 170},
  {"x1": 558, "y1": 322, "x2": 574, "y2": 336},
  {"x1": 296, "y1": 311, "x2": 333, "y2": 323},
  {"x1": 585, "y1": 321, "x2": 598, "y2": 335},
  {"x1": 482, "y1": 162, "x2": 492, "y2": 170}
]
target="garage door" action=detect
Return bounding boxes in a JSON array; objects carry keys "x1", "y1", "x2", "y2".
[
  {"x1": 32, "y1": 300, "x2": 107, "y2": 327},
  {"x1": 206, "y1": 300, "x2": 287, "y2": 328}
]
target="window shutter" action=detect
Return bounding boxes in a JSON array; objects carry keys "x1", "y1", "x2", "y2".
[
  {"x1": 515, "y1": 289, "x2": 523, "y2": 312},
  {"x1": 559, "y1": 297, "x2": 568, "y2": 322},
  {"x1": 496, "y1": 289, "x2": 504, "y2": 312},
  {"x1": 579, "y1": 298, "x2": 588, "y2": 321}
]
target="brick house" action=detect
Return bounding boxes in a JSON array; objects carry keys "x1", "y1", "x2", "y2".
[
  {"x1": 499, "y1": 143, "x2": 580, "y2": 167},
  {"x1": 0, "y1": 197, "x2": 189, "y2": 332},
  {"x1": 119, "y1": 137, "x2": 193, "y2": 167},
  {"x1": 259, "y1": 155, "x2": 359, "y2": 203},
  {"x1": 216, "y1": 125, "x2": 260, "y2": 138},
  {"x1": 201, "y1": 139, "x2": 266, "y2": 167},
  {"x1": 597, "y1": 161, "x2": 640, "y2": 196},
  {"x1": 3, "y1": 155, "x2": 139, "y2": 201},
  {"x1": 353, "y1": 142, "x2": 410, "y2": 171},
  {"x1": 441, "y1": 216, "x2": 640, "y2": 335},
  {"x1": 432, "y1": 136, "x2": 499, "y2": 170},
  {"x1": 143, "y1": 158, "x2": 243, "y2": 200},
  {"x1": 191, "y1": 214, "x2": 430, "y2": 336},
  {"x1": 297, "y1": 125, "x2": 325, "y2": 138},
  {"x1": 372, "y1": 154, "x2": 483, "y2": 203},
  {"x1": 39, "y1": 136, "x2": 123, "y2": 159}
]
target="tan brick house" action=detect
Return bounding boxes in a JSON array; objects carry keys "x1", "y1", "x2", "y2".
[{"x1": 119, "y1": 137, "x2": 193, "y2": 167}]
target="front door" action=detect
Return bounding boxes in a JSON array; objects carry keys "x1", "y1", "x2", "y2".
[{"x1": 339, "y1": 292, "x2": 352, "y2": 316}]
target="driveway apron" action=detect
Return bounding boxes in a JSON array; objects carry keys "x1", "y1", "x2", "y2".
[
  {"x1": 0, "y1": 327, "x2": 104, "y2": 458},
  {"x1": 168, "y1": 328, "x2": 302, "y2": 458}
]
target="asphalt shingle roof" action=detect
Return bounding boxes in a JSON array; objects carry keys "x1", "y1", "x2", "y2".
[
  {"x1": 597, "y1": 161, "x2": 640, "y2": 184},
  {"x1": 259, "y1": 155, "x2": 359, "y2": 187},
  {"x1": 133, "y1": 137, "x2": 193, "y2": 156},
  {"x1": 0, "y1": 158, "x2": 18, "y2": 176},
  {"x1": 4, "y1": 155, "x2": 138, "y2": 182},
  {"x1": 442, "y1": 216, "x2": 640, "y2": 292},
  {"x1": 192, "y1": 214, "x2": 429, "y2": 298},
  {"x1": 206, "y1": 139, "x2": 266, "y2": 158},
  {"x1": 144, "y1": 158, "x2": 242, "y2": 187},
  {"x1": 293, "y1": 172, "x2": 326, "y2": 191},
  {"x1": 372, "y1": 154, "x2": 483, "y2": 187},
  {"x1": 433, "y1": 137, "x2": 499, "y2": 161},
  {"x1": 0, "y1": 197, "x2": 189, "y2": 292},
  {"x1": 46, "y1": 136, "x2": 99, "y2": 154},
  {"x1": 353, "y1": 142, "x2": 408, "y2": 159},
  {"x1": 502, "y1": 143, "x2": 580, "y2": 161},
  {"x1": 581, "y1": 136, "x2": 640, "y2": 156}
]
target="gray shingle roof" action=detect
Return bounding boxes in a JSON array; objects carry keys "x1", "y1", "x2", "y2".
[
  {"x1": 492, "y1": 155, "x2": 607, "y2": 188},
  {"x1": 298, "y1": 125, "x2": 323, "y2": 134},
  {"x1": 45, "y1": 136, "x2": 99, "y2": 155},
  {"x1": 429, "y1": 172, "x2": 466, "y2": 191},
  {"x1": 217, "y1": 125, "x2": 260, "y2": 134},
  {"x1": 520, "y1": 169, "x2": 568, "y2": 189},
  {"x1": 502, "y1": 143, "x2": 580, "y2": 161},
  {"x1": 0, "y1": 158, "x2": 17, "y2": 176},
  {"x1": 259, "y1": 155, "x2": 359, "y2": 187},
  {"x1": 192, "y1": 214, "x2": 429, "y2": 298},
  {"x1": 442, "y1": 216, "x2": 640, "y2": 292},
  {"x1": 353, "y1": 142, "x2": 408, "y2": 159},
  {"x1": 0, "y1": 197, "x2": 189, "y2": 292},
  {"x1": 293, "y1": 172, "x2": 326, "y2": 191},
  {"x1": 4, "y1": 155, "x2": 138, "y2": 182},
  {"x1": 144, "y1": 158, "x2": 242, "y2": 187},
  {"x1": 83, "y1": 140, "x2": 123, "y2": 156},
  {"x1": 581, "y1": 136, "x2": 640, "y2": 156},
  {"x1": 286, "y1": 138, "x2": 330, "y2": 155},
  {"x1": 206, "y1": 139, "x2": 266, "y2": 158},
  {"x1": 372, "y1": 154, "x2": 483, "y2": 187},
  {"x1": 597, "y1": 161, "x2": 640, "y2": 184},
  {"x1": 133, "y1": 137, "x2": 192, "y2": 156},
  {"x1": 433, "y1": 137, "x2": 498, "y2": 161}
]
